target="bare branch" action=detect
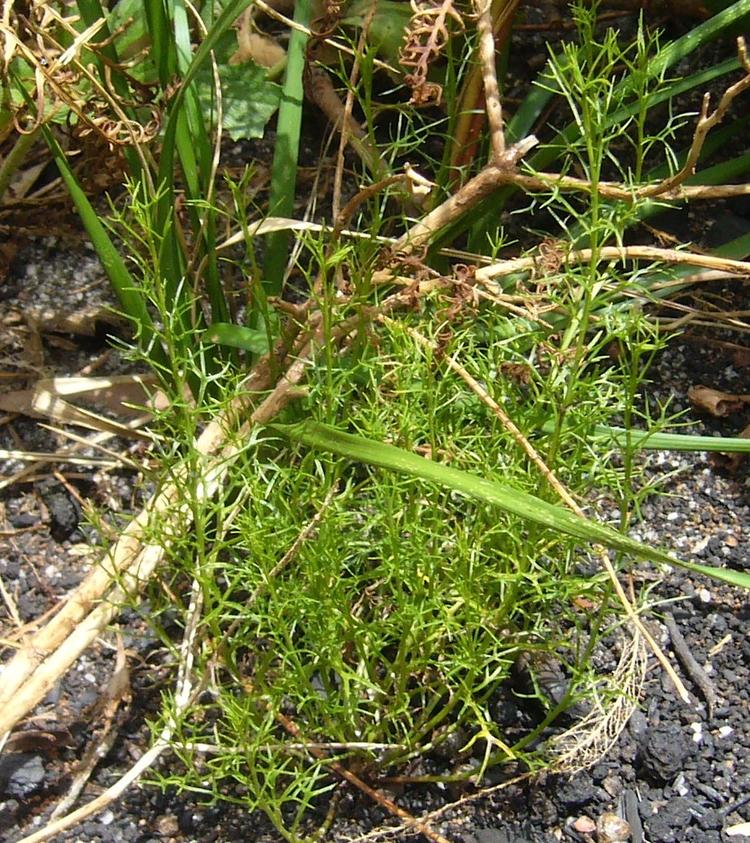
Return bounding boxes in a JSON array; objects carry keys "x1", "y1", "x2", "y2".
[
  {"x1": 640, "y1": 36, "x2": 750, "y2": 199},
  {"x1": 473, "y1": 0, "x2": 505, "y2": 160},
  {"x1": 476, "y1": 244, "x2": 750, "y2": 283}
]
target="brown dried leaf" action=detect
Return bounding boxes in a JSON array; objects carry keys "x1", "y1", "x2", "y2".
[
  {"x1": 0, "y1": 375, "x2": 160, "y2": 439},
  {"x1": 230, "y1": 9, "x2": 286, "y2": 68},
  {"x1": 31, "y1": 305, "x2": 126, "y2": 337},
  {"x1": 687, "y1": 384, "x2": 750, "y2": 417},
  {"x1": 710, "y1": 422, "x2": 750, "y2": 473}
]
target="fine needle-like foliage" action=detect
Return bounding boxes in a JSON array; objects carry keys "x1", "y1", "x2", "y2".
[{"x1": 2, "y1": 1, "x2": 750, "y2": 841}]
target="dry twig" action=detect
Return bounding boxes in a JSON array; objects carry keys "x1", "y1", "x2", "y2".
[
  {"x1": 252, "y1": 685, "x2": 455, "y2": 843},
  {"x1": 641, "y1": 37, "x2": 750, "y2": 199},
  {"x1": 473, "y1": 0, "x2": 505, "y2": 161},
  {"x1": 476, "y1": 245, "x2": 750, "y2": 283},
  {"x1": 664, "y1": 611, "x2": 719, "y2": 719},
  {"x1": 15, "y1": 575, "x2": 205, "y2": 843},
  {"x1": 49, "y1": 636, "x2": 131, "y2": 820}
]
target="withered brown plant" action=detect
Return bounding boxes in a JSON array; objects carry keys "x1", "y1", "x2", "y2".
[{"x1": 399, "y1": 0, "x2": 465, "y2": 105}]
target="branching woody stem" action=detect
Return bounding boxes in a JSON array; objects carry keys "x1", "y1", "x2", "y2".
[
  {"x1": 474, "y1": 0, "x2": 505, "y2": 160},
  {"x1": 640, "y1": 37, "x2": 750, "y2": 199},
  {"x1": 476, "y1": 245, "x2": 750, "y2": 283}
]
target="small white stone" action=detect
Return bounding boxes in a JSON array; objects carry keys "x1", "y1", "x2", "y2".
[
  {"x1": 690, "y1": 722, "x2": 703, "y2": 743},
  {"x1": 719, "y1": 726, "x2": 734, "y2": 739},
  {"x1": 698, "y1": 588, "x2": 711, "y2": 603},
  {"x1": 100, "y1": 810, "x2": 114, "y2": 825},
  {"x1": 84, "y1": 672, "x2": 96, "y2": 684},
  {"x1": 691, "y1": 536, "x2": 710, "y2": 554}
]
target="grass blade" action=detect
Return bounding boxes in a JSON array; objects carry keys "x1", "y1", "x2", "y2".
[
  {"x1": 203, "y1": 323, "x2": 270, "y2": 354},
  {"x1": 270, "y1": 421, "x2": 750, "y2": 589},
  {"x1": 542, "y1": 421, "x2": 750, "y2": 452},
  {"x1": 263, "y1": 0, "x2": 312, "y2": 297},
  {"x1": 35, "y1": 122, "x2": 168, "y2": 373}
]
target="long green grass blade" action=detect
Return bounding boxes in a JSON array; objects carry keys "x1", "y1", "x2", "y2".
[
  {"x1": 263, "y1": 0, "x2": 312, "y2": 297},
  {"x1": 149, "y1": 0, "x2": 252, "y2": 334},
  {"x1": 271, "y1": 421, "x2": 750, "y2": 589},
  {"x1": 37, "y1": 125, "x2": 168, "y2": 372},
  {"x1": 156, "y1": 0, "x2": 255, "y2": 220},
  {"x1": 542, "y1": 421, "x2": 750, "y2": 452}
]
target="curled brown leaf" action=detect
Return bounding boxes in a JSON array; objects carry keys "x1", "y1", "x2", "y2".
[{"x1": 688, "y1": 384, "x2": 750, "y2": 417}]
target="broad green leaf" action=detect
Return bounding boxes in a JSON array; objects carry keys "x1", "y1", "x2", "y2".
[
  {"x1": 204, "y1": 323, "x2": 271, "y2": 354},
  {"x1": 193, "y1": 32, "x2": 281, "y2": 141},
  {"x1": 344, "y1": 0, "x2": 414, "y2": 67},
  {"x1": 271, "y1": 421, "x2": 750, "y2": 590}
]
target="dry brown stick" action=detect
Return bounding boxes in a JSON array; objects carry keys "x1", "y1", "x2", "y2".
[
  {"x1": 476, "y1": 245, "x2": 750, "y2": 283},
  {"x1": 333, "y1": 175, "x2": 408, "y2": 240},
  {"x1": 395, "y1": 321, "x2": 689, "y2": 704},
  {"x1": 392, "y1": 150, "x2": 537, "y2": 253},
  {"x1": 342, "y1": 770, "x2": 536, "y2": 843},
  {"x1": 508, "y1": 171, "x2": 750, "y2": 202},
  {"x1": 49, "y1": 635, "x2": 131, "y2": 820},
  {"x1": 664, "y1": 611, "x2": 718, "y2": 719},
  {"x1": 15, "y1": 576, "x2": 206, "y2": 843},
  {"x1": 474, "y1": 0, "x2": 505, "y2": 161},
  {"x1": 640, "y1": 37, "x2": 750, "y2": 199},
  {"x1": 265, "y1": 695, "x2": 454, "y2": 843}
]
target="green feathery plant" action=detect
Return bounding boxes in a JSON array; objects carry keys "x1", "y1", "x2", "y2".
[
  {"x1": 128, "y1": 7, "x2": 750, "y2": 839},
  {"x1": 4, "y1": 2, "x2": 750, "y2": 840}
]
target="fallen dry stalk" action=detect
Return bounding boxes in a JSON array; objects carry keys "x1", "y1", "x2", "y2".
[
  {"x1": 476, "y1": 245, "x2": 750, "y2": 283},
  {"x1": 17, "y1": 577, "x2": 206, "y2": 843},
  {"x1": 0, "y1": 358, "x2": 274, "y2": 736}
]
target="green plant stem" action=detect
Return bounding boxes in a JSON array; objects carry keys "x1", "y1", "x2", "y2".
[
  {"x1": 263, "y1": 0, "x2": 312, "y2": 297},
  {"x1": 0, "y1": 123, "x2": 41, "y2": 204}
]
